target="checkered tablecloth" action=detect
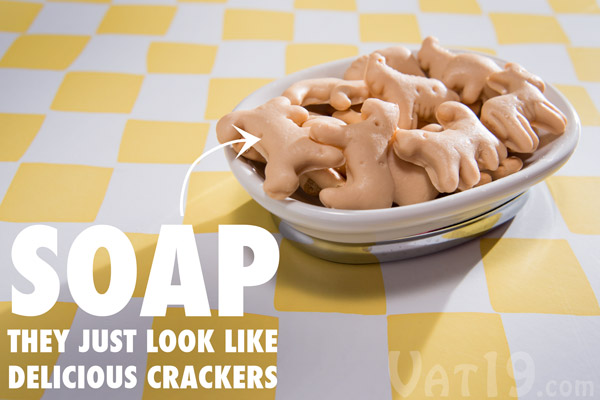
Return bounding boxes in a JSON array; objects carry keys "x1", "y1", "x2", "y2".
[{"x1": 1, "y1": 0, "x2": 600, "y2": 399}]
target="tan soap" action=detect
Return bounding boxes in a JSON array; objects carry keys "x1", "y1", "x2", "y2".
[
  {"x1": 332, "y1": 109, "x2": 363, "y2": 125},
  {"x1": 216, "y1": 37, "x2": 568, "y2": 210},
  {"x1": 282, "y1": 77, "x2": 369, "y2": 111},
  {"x1": 343, "y1": 44, "x2": 425, "y2": 80},
  {"x1": 299, "y1": 168, "x2": 345, "y2": 197},
  {"x1": 418, "y1": 36, "x2": 502, "y2": 104},
  {"x1": 365, "y1": 52, "x2": 460, "y2": 129},
  {"x1": 393, "y1": 101, "x2": 507, "y2": 193},
  {"x1": 309, "y1": 98, "x2": 399, "y2": 210},
  {"x1": 388, "y1": 148, "x2": 439, "y2": 206},
  {"x1": 216, "y1": 96, "x2": 345, "y2": 199},
  {"x1": 481, "y1": 63, "x2": 567, "y2": 153}
]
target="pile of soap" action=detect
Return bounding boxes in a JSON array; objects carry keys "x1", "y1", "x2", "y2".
[{"x1": 217, "y1": 36, "x2": 567, "y2": 210}]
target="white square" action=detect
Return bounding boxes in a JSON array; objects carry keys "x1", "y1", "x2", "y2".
[
  {"x1": 166, "y1": 3, "x2": 225, "y2": 44},
  {"x1": 294, "y1": 10, "x2": 359, "y2": 44},
  {"x1": 496, "y1": 44, "x2": 579, "y2": 85},
  {"x1": 0, "y1": 32, "x2": 17, "y2": 60},
  {"x1": 357, "y1": 43, "x2": 381, "y2": 55},
  {"x1": 21, "y1": 112, "x2": 127, "y2": 167},
  {"x1": 502, "y1": 314, "x2": 600, "y2": 399},
  {"x1": 484, "y1": 183, "x2": 571, "y2": 240},
  {"x1": 70, "y1": 35, "x2": 150, "y2": 74},
  {"x1": 131, "y1": 74, "x2": 209, "y2": 122},
  {"x1": 356, "y1": 0, "x2": 419, "y2": 13},
  {"x1": 195, "y1": 121, "x2": 230, "y2": 172},
  {"x1": 276, "y1": 313, "x2": 392, "y2": 400},
  {"x1": 417, "y1": 14, "x2": 498, "y2": 47},
  {"x1": 0, "y1": 69, "x2": 64, "y2": 113},
  {"x1": 558, "y1": 15, "x2": 600, "y2": 46},
  {"x1": 557, "y1": 127, "x2": 600, "y2": 176},
  {"x1": 27, "y1": 3, "x2": 108, "y2": 35},
  {"x1": 113, "y1": 0, "x2": 175, "y2": 3},
  {"x1": 212, "y1": 41, "x2": 285, "y2": 78},
  {"x1": 228, "y1": 0, "x2": 294, "y2": 11},
  {"x1": 478, "y1": 0, "x2": 552, "y2": 14},
  {"x1": 381, "y1": 239, "x2": 495, "y2": 314},
  {"x1": 95, "y1": 164, "x2": 187, "y2": 233}
]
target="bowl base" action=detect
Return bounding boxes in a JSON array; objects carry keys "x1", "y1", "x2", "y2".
[{"x1": 274, "y1": 191, "x2": 529, "y2": 264}]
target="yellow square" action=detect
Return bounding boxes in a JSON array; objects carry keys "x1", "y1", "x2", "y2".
[
  {"x1": 93, "y1": 233, "x2": 158, "y2": 298},
  {"x1": 568, "y1": 47, "x2": 600, "y2": 82},
  {"x1": 118, "y1": 120, "x2": 209, "y2": 164},
  {"x1": 97, "y1": 5, "x2": 177, "y2": 35},
  {"x1": 0, "y1": 163, "x2": 113, "y2": 223},
  {"x1": 294, "y1": 0, "x2": 356, "y2": 11},
  {"x1": 359, "y1": 14, "x2": 421, "y2": 43},
  {"x1": 490, "y1": 13, "x2": 569, "y2": 44},
  {"x1": 274, "y1": 239, "x2": 386, "y2": 315},
  {"x1": 205, "y1": 78, "x2": 273, "y2": 120},
  {"x1": 0, "y1": 34, "x2": 89, "y2": 70},
  {"x1": 51, "y1": 72, "x2": 144, "y2": 113},
  {"x1": 388, "y1": 313, "x2": 516, "y2": 399},
  {"x1": 143, "y1": 308, "x2": 277, "y2": 400},
  {"x1": 0, "y1": 113, "x2": 45, "y2": 161},
  {"x1": 223, "y1": 9, "x2": 294, "y2": 41},
  {"x1": 546, "y1": 176, "x2": 600, "y2": 234},
  {"x1": 554, "y1": 84, "x2": 600, "y2": 125},
  {"x1": 0, "y1": 1, "x2": 42, "y2": 32},
  {"x1": 548, "y1": 0, "x2": 600, "y2": 13},
  {"x1": 419, "y1": 0, "x2": 481, "y2": 14},
  {"x1": 481, "y1": 238, "x2": 600, "y2": 315},
  {"x1": 286, "y1": 43, "x2": 358, "y2": 74},
  {"x1": 183, "y1": 171, "x2": 278, "y2": 233},
  {"x1": 147, "y1": 42, "x2": 217, "y2": 74},
  {"x1": 0, "y1": 302, "x2": 78, "y2": 400}
]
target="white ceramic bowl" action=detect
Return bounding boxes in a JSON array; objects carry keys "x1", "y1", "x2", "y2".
[{"x1": 224, "y1": 52, "x2": 580, "y2": 244}]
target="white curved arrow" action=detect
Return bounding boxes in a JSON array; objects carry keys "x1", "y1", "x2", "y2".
[{"x1": 179, "y1": 125, "x2": 261, "y2": 217}]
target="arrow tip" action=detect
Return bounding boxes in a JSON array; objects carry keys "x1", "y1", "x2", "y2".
[
  {"x1": 232, "y1": 125, "x2": 260, "y2": 159},
  {"x1": 232, "y1": 125, "x2": 260, "y2": 158}
]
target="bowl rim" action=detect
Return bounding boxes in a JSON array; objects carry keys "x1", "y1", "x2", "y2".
[{"x1": 224, "y1": 51, "x2": 581, "y2": 238}]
